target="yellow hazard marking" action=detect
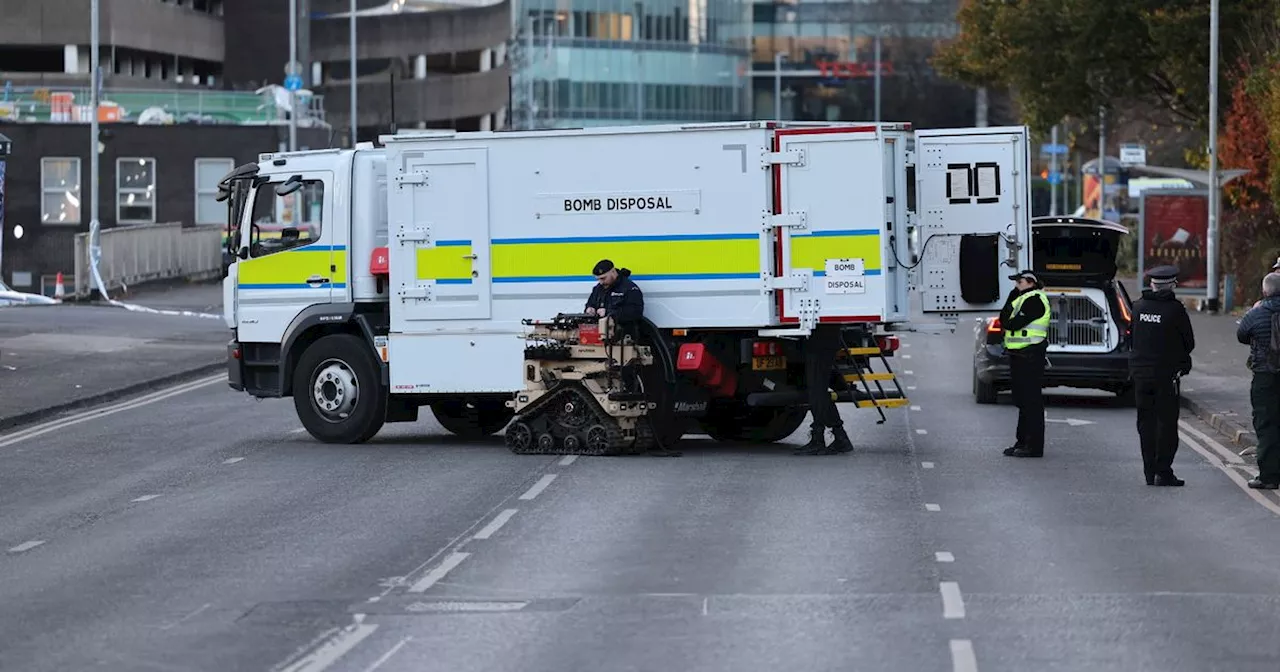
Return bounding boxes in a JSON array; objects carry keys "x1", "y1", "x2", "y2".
[
  {"x1": 844, "y1": 347, "x2": 882, "y2": 356},
  {"x1": 845, "y1": 372, "x2": 895, "y2": 382},
  {"x1": 856, "y1": 398, "x2": 910, "y2": 409}
]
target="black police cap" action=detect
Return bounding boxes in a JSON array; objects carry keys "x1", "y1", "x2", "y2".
[
  {"x1": 1146, "y1": 264, "x2": 1179, "y2": 282},
  {"x1": 1008, "y1": 269, "x2": 1039, "y2": 284},
  {"x1": 592, "y1": 259, "x2": 615, "y2": 276}
]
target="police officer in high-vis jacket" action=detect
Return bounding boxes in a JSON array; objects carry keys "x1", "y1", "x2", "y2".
[
  {"x1": 1129, "y1": 265, "x2": 1195, "y2": 486},
  {"x1": 1000, "y1": 270, "x2": 1052, "y2": 458}
]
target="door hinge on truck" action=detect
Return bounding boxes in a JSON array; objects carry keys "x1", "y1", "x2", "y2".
[{"x1": 763, "y1": 148, "x2": 806, "y2": 168}]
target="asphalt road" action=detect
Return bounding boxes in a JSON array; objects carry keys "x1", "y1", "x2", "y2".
[{"x1": 2, "y1": 320, "x2": 1279, "y2": 672}]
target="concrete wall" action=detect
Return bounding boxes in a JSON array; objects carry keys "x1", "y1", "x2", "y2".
[
  {"x1": 327, "y1": 65, "x2": 511, "y2": 130},
  {"x1": 0, "y1": 0, "x2": 225, "y2": 63},
  {"x1": 0, "y1": 123, "x2": 330, "y2": 289},
  {"x1": 308, "y1": 1, "x2": 511, "y2": 62}
]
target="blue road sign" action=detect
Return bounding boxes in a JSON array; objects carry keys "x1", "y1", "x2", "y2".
[
  {"x1": 284, "y1": 74, "x2": 303, "y2": 91},
  {"x1": 1047, "y1": 171, "x2": 1063, "y2": 185},
  {"x1": 1041, "y1": 143, "x2": 1068, "y2": 156}
]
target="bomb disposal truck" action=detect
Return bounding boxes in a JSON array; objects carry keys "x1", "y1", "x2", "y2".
[{"x1": 219, "y1": 121, "x2": 1032, "y2": 445}]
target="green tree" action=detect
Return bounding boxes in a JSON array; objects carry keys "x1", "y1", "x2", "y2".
[{"x1": 933, "y1": 0, "x2": 1277, "y2": 132}]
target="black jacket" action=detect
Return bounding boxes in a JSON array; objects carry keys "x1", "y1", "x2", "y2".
[
  {"x1": 1237, "y1": 295, "x2": 1280, "y2": 373},
  {"x1": 584, "y1": 268, "x2": 644, "y2": 323},
  {"x1": 1129, "y1": 288, "x2": 1195, "y2": 379},
  {"x1": 999, "y1": 286, "x2": 1049, "y2": 355}
]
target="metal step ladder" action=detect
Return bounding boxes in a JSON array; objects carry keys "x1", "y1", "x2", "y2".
[{"x1": 833, "y1": 334, "x2": 910, "y2": 425}]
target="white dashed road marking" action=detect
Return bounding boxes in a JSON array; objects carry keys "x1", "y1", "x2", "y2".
[
  {"x1": 902, "y1": 354, "x2": 913, "y2": 359},
  {"x1": 950, "y1": 639, "x2": 978, "y2": 672},
  {"x1": 223, "y1": 457, "x2": 245, "y2": 464},
  {"x1": 279, "y1": 621, "x2": 380, "y2": 672},
  {"x1": 519, "y1": 474, "x2": 557, "y2": 501},
  {"x1": 362, "y1": 636, "x2": 412, "y2": 672},
  {"x1": 904, "y1": 370, "x2": 914, "y2": 375},
  {"x1": 916, "y1": 429, "x2": 928, "y2": 435},
  {"x1": 911, "y1": 405, "x2": 922, "y2": 411},
  {"x1": 907, "y1": 385, "x2": 917, "y2": 390},
  {"x1": 409, "y1": 552, "x2": 471, "y2": 593},
  {"x1": 7, "y1": 540, "x2": 45, "y2": 553},
  {"x1": 925, "y1": 503, "x2": 941, "y2": 512},
  {"x1": 936, "y1": 551, "x2": 955, "y2": 563},
  {"x1": 473, "y1": 509, "x2": 518, "y2": 540},
  {"x1": 921, "y1": 462, "x2": 935, "y2": 469},
  {"x1": 558, "y1": 455, "x2": 578, "y2": 466},
  {"x1": 131, "y1": 494, "x2": 161, "y2": 502},
  {"x1": 940, "y1": 581, "x2": 966, "y2": 619}
]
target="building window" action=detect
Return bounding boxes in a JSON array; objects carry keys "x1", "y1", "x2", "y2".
[
  {"x1": 40, "y1": 157, "x2": 82, "y2": 225},
  {"x1": 195, "y1": 158, "x2": 235, "y2": 225},
  {"x1": 117, "y1": 158, "x2": 157, "y2": 224}
]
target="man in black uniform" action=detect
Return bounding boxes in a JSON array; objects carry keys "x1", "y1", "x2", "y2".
[
  {"x1": 1129, "y1": 265, "x2": 1195, "y2": 486},
  {"x1": 1000, "y1": 270, "x2": 1050, "y2": 458},
  {"x1": 794, "y1": 324, "x2": 855, "y2": 456},
  {"x1": 585, "y1": 259, "x2": 644, "y2": 326}
]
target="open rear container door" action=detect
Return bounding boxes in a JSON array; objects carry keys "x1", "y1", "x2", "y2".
[
  {"x1": 914, "y1": 126, "x2": 1031, "y2": 316},
  {"x1": 772, "y1": 126, "x2": 890, "y2": 329}
]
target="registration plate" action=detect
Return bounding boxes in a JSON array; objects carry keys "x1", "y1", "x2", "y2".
[{"x1": 751, "y1": 355, "x2": 787, "y2": 371}]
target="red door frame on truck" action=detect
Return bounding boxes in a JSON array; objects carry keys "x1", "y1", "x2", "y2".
[{"x1": 770, "y1": 124, "x2": 899, "y2": 325}]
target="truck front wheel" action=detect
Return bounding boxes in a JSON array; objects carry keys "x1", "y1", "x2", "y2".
[{"x1": 293, "y1": 333, "x2": 387, "y2": 443}]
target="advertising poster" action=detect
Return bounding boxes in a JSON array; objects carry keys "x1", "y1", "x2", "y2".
[{"x1": 1139, "y1": 190, "x2": 1208, "y2": 290}]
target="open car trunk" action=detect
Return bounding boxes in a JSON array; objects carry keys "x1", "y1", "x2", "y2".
[{"x1": 1031, "y1": 216, "x2": 1129, "y2": 285}]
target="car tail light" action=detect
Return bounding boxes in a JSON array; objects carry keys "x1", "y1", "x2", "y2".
[
  {"x1": 986, "y1": 317, "x2": 1002, "y2": 333},
  {"x1": 752, "y1": 340, "x2": 780, "y2": 356},
  {"x1": 1117, "y1": 297, "x2": 1132, "y2": 324}
]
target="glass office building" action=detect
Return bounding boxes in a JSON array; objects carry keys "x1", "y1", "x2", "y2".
[{"x1": 510, "y1": 0, "x2": 753, "y2": 128}]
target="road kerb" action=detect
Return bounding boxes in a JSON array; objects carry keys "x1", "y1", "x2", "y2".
[{"x1": 1179, "y1": 393, "x2": 1257, "y2": 448}]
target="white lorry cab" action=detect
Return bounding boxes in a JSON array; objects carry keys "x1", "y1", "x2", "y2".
[{"x1": 218, "y1": 121, "x2": 1033, "y2": 444}]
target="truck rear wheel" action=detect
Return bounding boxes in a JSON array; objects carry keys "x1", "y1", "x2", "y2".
[
  {"x1": 699, "y1": 405, "x2": 808, "y2": 444},
  {"x1": 293, "y1": 333, "x2": 387, "y2": 444},
  {"x1": 431, "y1": 397, "x2": 514, "y2": 438}
]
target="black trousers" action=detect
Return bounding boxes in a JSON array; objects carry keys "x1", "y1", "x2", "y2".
[
  {"x1": 1251, "y1": 372, "x2": 1280, "y2": 483},
  {"x1": 1134, "y1": 376, "x2": 1180, "y2": 477},
  {"x1": 1009, "y1": 346, "x2": 1046, "y2": 452},
  {"x1": 805, "y1": 325, "x2": 843, "y2": 429}
]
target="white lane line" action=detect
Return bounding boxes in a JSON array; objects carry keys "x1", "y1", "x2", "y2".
[
  {"x1": 1178, "y1": 420, "x2": 1245, "y2": 464},
  {"x1": 907, "y1": 385, "x2": 917, "y2": 390},
  {"x1": 925, "y1": 503, "x2": 941, "y2": 512},
  {"x1": 1180, "y1": 432, "x2": 1280, "y2": 516},
  {"x1": 131, "y1": 494, "x2": 161, "y2": 502},
  {"x1": 472, "y1": 509, "x2": 518, "y2": 540},
  {"x1": 280, "y1": 621, "x2": 380, "y2": 672},
  {"x1": 910, "y1": 405, "x2": 922, "y2": 411},
  {"x1": 0, "y1": 375, "x2": 223, "y2": 449},
  {"x1": 519, "y1": 474, "x2": 557, "y2": 501},
  {"x1": 902, "y1": 354, "x2": 913, "y2": 359},
  {"x1": 223, "y1": 457, "x2": 245, "y2": 464},
  {"x1": 7, "y1": 540, "x2": 45, "y2": 553},
  {"x1": 936, "y1": 551, "x2": 955, "y2": 563},
  {"x1": 362, "y1": 636, "x2": 412, "y2": 672},
  {"x1": 940, "y1": 581, "x2": 966, "y2": 619},
  {"x1": 950, "y1": 639, "x2": 978, "y2": 672},
  {"x1": 291, "y1": 428, "x2": 308, "y2": 434},
  {"x1": 408, "y1": 552, "x2": 471, "y2": 593},
  {"x1": 904, "y1": 370, "x2": 915, "y2": 375},
  {"x1": 921, "y1": 461, "x2": 935, "y2": 469},
  {"x1": 916, "y1": 429, "x2": 928, "y2": 435},
  {"x1": 558, "y1": 455, "x2": 579, "y2": 466}
]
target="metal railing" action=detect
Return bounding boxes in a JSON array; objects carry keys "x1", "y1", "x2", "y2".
[
  {"x1": 73, "y1": 222, "x2": 225, "y2": 298},
  {"x1": 0, "y1": 85, "x2": 327, "y2": 126}
]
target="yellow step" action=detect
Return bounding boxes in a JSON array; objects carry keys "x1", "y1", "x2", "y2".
[
  {"x1": 855, "y1": 398, "x2": 910, "y2": 409},
  {"x1": 844, "y1": 373, "x2": 895, "y2": 382},
  {"x1": 843, "y1": 347, "x2": 882, "y2": 356}
]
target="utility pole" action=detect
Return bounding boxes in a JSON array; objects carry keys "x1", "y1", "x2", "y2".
[
  {"x1": 350, "y1": 0, "x2": 357, "y2": 146},
  {"x1": 1098, "y1": 106, "x2": 1106, "y2": 217},
  {"x1": 289, "y1": 0, "x2": 299, "y2": 151},
  {"x1": 1050, "y1": 125, "x2": 1059, "y2": 216},
  {"x1": 89, "y1": 0, "x2": 102, "y2": 298},
  {"x1": 1207, "y1": 0, "x2": 1221, "y2": 311},
  {"x1": 525, "y1": 13, "x2": 534, "y2": 129},
  {"x1": 773, "y1": 52, "x2": 785, "y2": 120},
  {"x1": 873, "y1": 29, "x2": 882, "y2": 123}
]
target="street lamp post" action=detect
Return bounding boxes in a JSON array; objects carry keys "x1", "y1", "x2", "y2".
[
  {"x1": 773, "y1": 52, "x2": 786, "y2": 120},
  {"x1": 350, "y1": 0, "x2": 358, "y2": 147},
  {"x1": 90, "y1": 0, "x2": 103, "y2": 298},
  {"x1": 1207, "y1": 0, "x2": 1221, "y2": 311},
  {"x1": 289, "y1": 0, "x2": 299, "y2": 152}
]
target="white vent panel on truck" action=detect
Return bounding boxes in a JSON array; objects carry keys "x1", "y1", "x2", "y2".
[
  {"x1": 914, "y1": 126, "x2": 1032, "y2": 314},
  {"x1": 773, "y1": 125, "x2": 909, "y2": 326}
]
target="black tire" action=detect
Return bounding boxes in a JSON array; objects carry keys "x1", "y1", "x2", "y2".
[
  {"x1": 637, "y1": 358, "x2": 685, "y2": 447},
  {"x1": 700, "y1": 405, "x2": 808, "y2": 443},
  {"x1": 430, "y1": 397, "x2": 514, "y2": 438},
  {"x1": 973, "y1": 369, "x2": 998, "y2": 404},
  {"x1": 292, "y1": 333, "x2": 387, "y2": 443}
]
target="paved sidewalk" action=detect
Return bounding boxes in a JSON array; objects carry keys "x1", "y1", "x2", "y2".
[
  {"x1": 0, "y1": 302, "x2": 228, "y2": 430},
  {"x1": 1181, "y1": 310, "x2": 1258, "y2": 449}
]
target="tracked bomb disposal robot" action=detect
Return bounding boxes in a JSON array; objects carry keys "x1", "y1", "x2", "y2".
[{"x1": 504, "y1": 313, "x2": 677, "y2": 456}]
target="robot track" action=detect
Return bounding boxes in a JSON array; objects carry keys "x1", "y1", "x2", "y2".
[{"x1": 504, "y1": 382, "x2": 653, "y2": 456}]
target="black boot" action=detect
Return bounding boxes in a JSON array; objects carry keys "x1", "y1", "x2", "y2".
[
  {"x1": 829, "y1": 425, "x2": 854, "y2": 453},
  {"x1": 794, "y1": 425, "x2": 836, "y2": 455},
  {"x1": 1154, "y1": 472, "x2": 1184, "y2": 487}
]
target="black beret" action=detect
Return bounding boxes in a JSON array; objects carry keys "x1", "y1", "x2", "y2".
[{"x1": 592, "y1": 259, "x2": 615, "y2": 276}]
